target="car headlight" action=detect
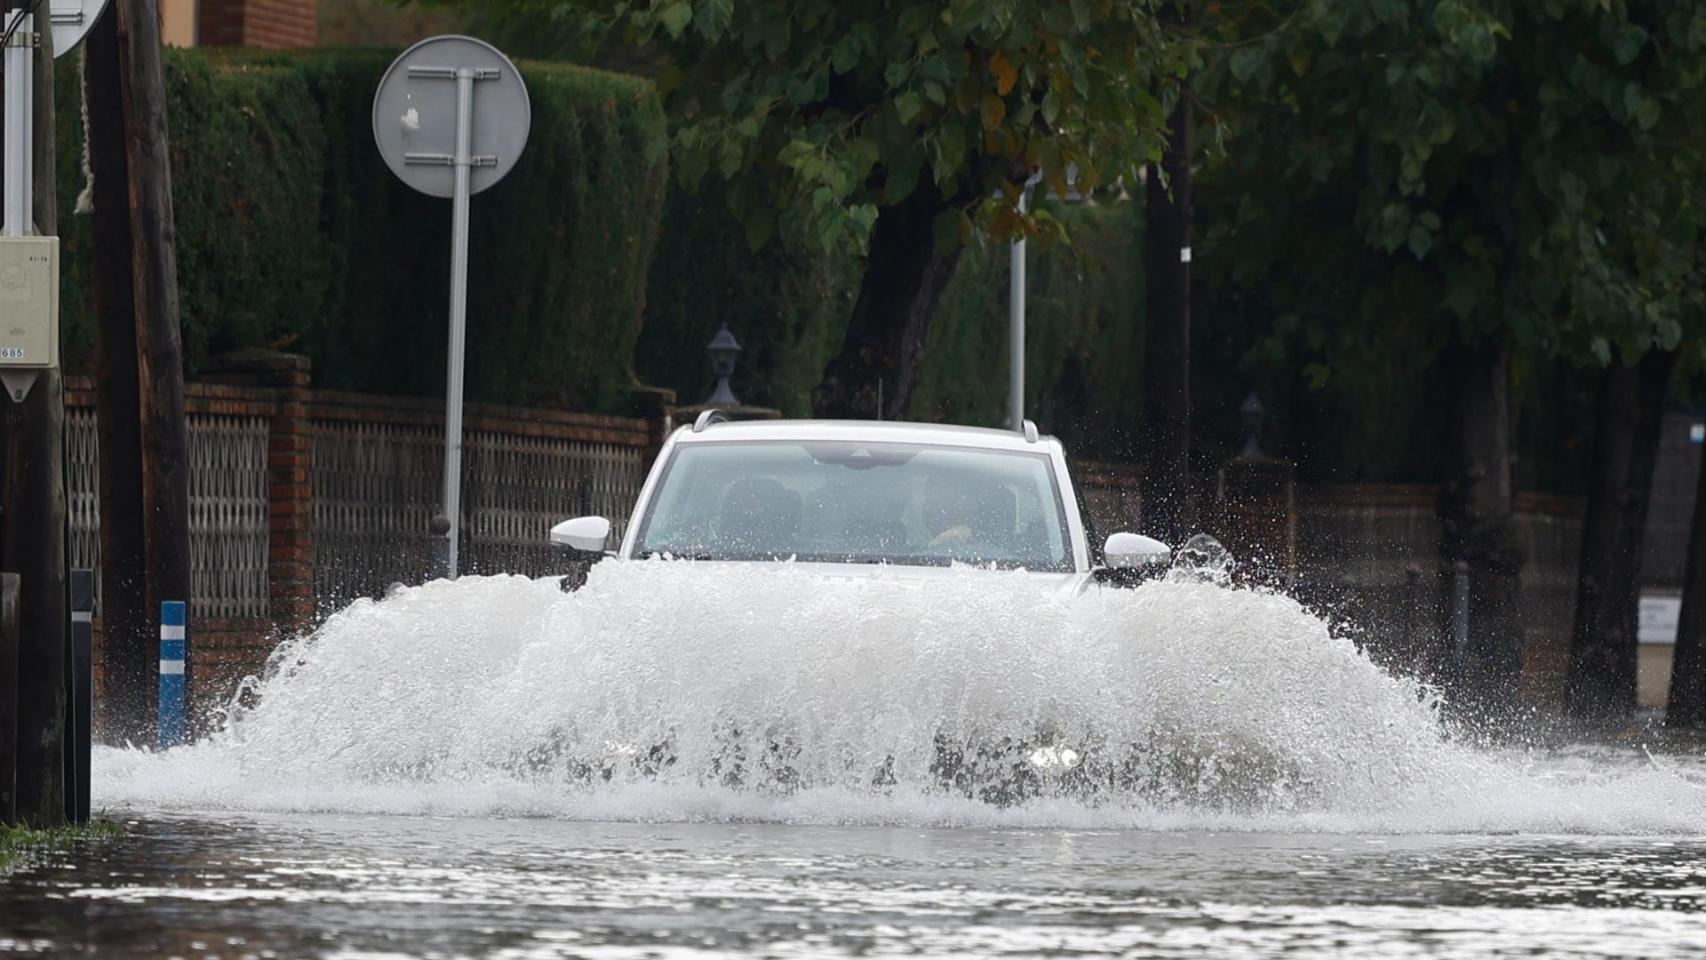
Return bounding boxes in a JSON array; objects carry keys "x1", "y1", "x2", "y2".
[{"x1": 1027, "y1": 744, "x2": 1081, "y2": 772}]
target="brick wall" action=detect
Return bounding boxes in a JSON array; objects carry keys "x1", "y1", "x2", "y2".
[
  {"x1": 198, "y1": 0, "x2": 317, "y2": 48},
  {"x1": 68, "y1": 360, "x2": 664, "y2": 736}
]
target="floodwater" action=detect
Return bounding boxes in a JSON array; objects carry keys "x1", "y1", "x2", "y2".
[
  {"x1": 4, "y1": 563, "x2": 1706, "y2": 957},
  {"x1": 4, "y1": 811, "x2": 1704, "y2": 958}
]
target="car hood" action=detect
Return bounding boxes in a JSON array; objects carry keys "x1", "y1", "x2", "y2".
[{"x1": 616, "y1": 558, "x2": 1089, "y2": 595}]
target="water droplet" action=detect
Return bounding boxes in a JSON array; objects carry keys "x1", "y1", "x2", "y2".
[{"x1": 1170, "y1": 534, "x2": 1236, "y2": 585}]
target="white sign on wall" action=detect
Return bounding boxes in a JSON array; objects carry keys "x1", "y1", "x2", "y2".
[{"x1": 1638, "y1": 593, "x2": 1681, "y2": 646}]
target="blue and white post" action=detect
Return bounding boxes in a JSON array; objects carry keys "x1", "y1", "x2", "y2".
[{"x1": 158, "y1": 601, "x2": 187, "y2": 748}]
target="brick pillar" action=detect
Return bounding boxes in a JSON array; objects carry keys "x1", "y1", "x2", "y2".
[
  {"x1": 204, "y1": 350, "x2": 315, "y2": 633},
  {"x1": 630, "y1": 385, "x2": 677, "y2": 473},
  {"x1": 1211, "y1": 457, "x2": 1297, "y2": 588},
  {"x1": 268, "y1": 359, "x2": 315, "y2": 632},
  {"x1": 198, "y1": 0, "x2": 317, "y2": 48}
]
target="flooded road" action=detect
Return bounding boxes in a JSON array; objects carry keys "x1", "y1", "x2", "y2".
[
  {"x1": 5, "y1": 569, "x2": 1706, "y2": 956},
  {"x1": 4, "y1": 812, "x2": 1703, "y2": 958}
]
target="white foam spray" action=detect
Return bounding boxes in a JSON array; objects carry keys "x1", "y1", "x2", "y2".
[{"x1": 94, "y1": 562, "x2": 1706, "y2": 833}]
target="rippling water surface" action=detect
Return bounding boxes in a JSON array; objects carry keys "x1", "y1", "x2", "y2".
[
  {"x1": 3, "y1": 566, "x2": 1704, "y2": 956},
  {"x1": 5, "y1": 812, "x2": 1704, "y2": 958}
]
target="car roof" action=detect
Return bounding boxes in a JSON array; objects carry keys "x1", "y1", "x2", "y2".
[{"x1": 675, "y1": 418, "x2": 1058, "y2": 453}]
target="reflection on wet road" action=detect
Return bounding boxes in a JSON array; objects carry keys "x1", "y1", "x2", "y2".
[{"x1": 4, "y1": 814, "x2": 1702, "y2": 958}]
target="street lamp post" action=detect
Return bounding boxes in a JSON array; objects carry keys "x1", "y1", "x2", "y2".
[
  {"x1": 704, "y1": 325, "x2": 742, "y2": 407},
  {"x1": 1009, "y1": 168, "x2": 1083, "y2": 433},
  {"x1": 1009, "y1": 187, "x2": 1030, "y2": 434},
  {"x1": 1239, "y1": 392, "x2": 1266, "y2": 458}
]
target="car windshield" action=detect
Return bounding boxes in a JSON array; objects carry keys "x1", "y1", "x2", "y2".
[{"x1": 633, "y1": 439, "x2": 1074, "y2": 571}]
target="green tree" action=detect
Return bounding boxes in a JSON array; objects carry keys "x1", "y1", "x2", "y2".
[
  {"x1": 1197, "y1": 1, "x2": 1706, "y2": 714},
  {"x1": 444, "y1": 0, "x2": 1188, "y2": 418}
]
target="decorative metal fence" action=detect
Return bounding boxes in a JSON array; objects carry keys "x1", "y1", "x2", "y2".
[
  {"x1": 187, "y1": 414, "x2": 271, "y2": 619},
  {"x1": 311, "y1": 413, "x2": 647, "y2": 613},
  {"x1": 460, "y1": 430, "x2": 646, "y2": 576},
  {"x1": 66, "y1": 407, "x2": 100, "y2": 577},
  {"x1": 64, "y1": 405, "x2": 271, "y2": 621},
  {"x1": 311, "y1": 417, "x2": 443, "y2": 612}
]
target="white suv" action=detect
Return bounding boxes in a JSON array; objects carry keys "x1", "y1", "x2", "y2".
[{"x1": 550, "y1": 413, "x2": 1169, "y2": 590}]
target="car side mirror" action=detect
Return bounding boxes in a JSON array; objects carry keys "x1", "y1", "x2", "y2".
[
  {"x1": 1103, "y1": 532, "x2": 1171, "y2": 570},
  {"x1": 550, "y1": 516, "x2": 611, "y2": 554}
]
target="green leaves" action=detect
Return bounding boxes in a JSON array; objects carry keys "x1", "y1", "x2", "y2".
[
  {"x1": 488, "y1": 0, "x2": 1183, "y2": 257},
  {"x1": 656, "y1": 1, "x2": 691, "y2": 38},
  {"x1": 1198, "y1": 0, "x2": 1706, "y2": 392},
  {"x1": 895, "y1": 91, "x2": 925, "y2": 125}
]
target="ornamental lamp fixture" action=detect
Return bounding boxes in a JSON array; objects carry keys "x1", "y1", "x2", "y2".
[
  {"x1": 704, "y1": 324, "x2": 742, "y2": 407},
  {"x1": 1240, "y1": 392, "x2": 1266, "y2": 458}
]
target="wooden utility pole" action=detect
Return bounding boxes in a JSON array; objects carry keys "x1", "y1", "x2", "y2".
[
  {"x1": 1141, "y1": 50, "x2": 1193, "y2": 547},
  {"x1": 85, "y1": 4, "x2": 152, "y2": 743},
  {"x1": 116, "y1": 0, "x2": 193, "y2": 706},
  {"x1": 1668, "y1": 442, "x2": 1706, "y2": 729},
  {"x1": 0, "y1": 3, "x2": 68, "y2": 828},
  {"x1": 1564, "y1": 349, "x2": 1675, "y2": 721}
]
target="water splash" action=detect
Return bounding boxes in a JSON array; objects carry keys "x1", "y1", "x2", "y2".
[
  {"x1": 94, "y1": 563, "x2": 1706, "y2": 833},
  {"x1": 1170, "y1": 533, "x2": 1237, "y2": 585}
]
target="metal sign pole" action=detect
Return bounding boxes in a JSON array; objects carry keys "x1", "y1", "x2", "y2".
[
  {"x1": 373, "y1": 36, "x2": 530, "y2": 581},
  {"x1": 441, "y1": 68, "x2": 475, "y2": 579},
  {"x1": 3, "y1": 3, "x2": 32, "y2": 237}
]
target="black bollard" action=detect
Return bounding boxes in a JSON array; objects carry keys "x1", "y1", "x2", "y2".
[
  {"x1": 63, "y1": 570, "x2": 93, "y2": 824},
  {"x1": 0, "y1": 574, "x2": 16, "y2": 825},
  {"x1": 1402, "y1": 562, "x2": 1425, "y2": 676},
  {"x1": 1451, "y1": 560, "x2": 1471, "y2": 677}
]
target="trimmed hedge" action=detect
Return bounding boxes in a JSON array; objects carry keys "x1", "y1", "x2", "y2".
[
  {"x1": 635, "y1": 181, "x2": 854, "y2": 417},
  {"x1": 54, "y1": 48, "x2": 666, "y2": 412},
  {"x1": 635, "y1": 194, "x2": 1147, "y2": 461}
]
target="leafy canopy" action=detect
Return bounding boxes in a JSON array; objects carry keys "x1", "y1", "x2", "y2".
[
  {"x1": 1199, "y1": 0, "x2": 1706, "y2": 380},
  {"x1": 486, "y1": 0, "x2": 1189, "y2": 253}
]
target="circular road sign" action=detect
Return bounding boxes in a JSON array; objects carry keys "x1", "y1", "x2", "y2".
[
  {"x1": 49, "y1": 0, "x2": 110, "y2": 59},
  {"x1": 372, "y1": 35, "x2": 532, "y2": 199}
]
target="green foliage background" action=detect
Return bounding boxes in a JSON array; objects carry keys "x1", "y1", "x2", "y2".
[
  {"x1": 910, "y1": 199, "x2": 1146, "y2": 460},
  {"x1": 1188, "y1": 0, "x2": 1706, "y2": 488},
  {"x1": 48, "y1": 36, "x2": 1664, "y2": 483},
  {"x1": 54, "y1": 48, "x2": 666, "y2": 412}
]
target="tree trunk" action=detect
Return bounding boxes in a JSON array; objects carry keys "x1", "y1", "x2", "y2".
[
  {"x1": 1438, "y1": 338, "x2": 1523, "y2": 714},
  {"x1": 0, "y1": 6, "x2": 68, "y2": 828},
  {"x1": 86, "y1": 4, "x2": 152, "y2": 743},
  {"x1": 1140, "y1": 76, "x2": 1192, "y2": 546},
  {"x1": 117, "y1": 0, "x2": 194, "y2": 708},
  {"x1": 1667, "y1": 424, "x2": 1706, "y2": 729},
  {"x1": 811, "y1": 188, "x2": 966, "y2": 420},
  {"x1": 1565, "y1": 348, "x2": 1676, "y2": 722}
]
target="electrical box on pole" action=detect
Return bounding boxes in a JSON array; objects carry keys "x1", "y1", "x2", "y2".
[
  {"x1": 0, "y1": 236, "x2": 58, "y2": 399},
  {"x1": 372, "y1": 35, "x2": 530, "y2": 580},
  {"x1": 1, "y1": 0, "x2": 99, "y2": 829},
  {"x1": 1, "y1": 0, "x2": 99, "y2": 404}
]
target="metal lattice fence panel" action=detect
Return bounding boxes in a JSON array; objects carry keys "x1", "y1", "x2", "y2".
[
  {"x1": 66, "y1": 407, "x2": 100, "y2": 575},
  {"x1": 460, "y1": 430, "x2": 646, "y2": 577},
  {"x1": 188, "y1": 415, "x2": 272, "y2": 620},
  {"x1": 64, "y1": 407, "x2": 270, "y2": 621},
  {"x1": 312, "y1": 419, "x2": 444, "y2": 613},
  {"x1": 312, "y1": 416, "x2": 647, "y2": 612}
]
